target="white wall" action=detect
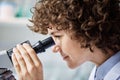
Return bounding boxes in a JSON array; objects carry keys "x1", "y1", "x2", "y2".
[{"x1": 0, "y1": 18, "x2": 45, "y2": 50}]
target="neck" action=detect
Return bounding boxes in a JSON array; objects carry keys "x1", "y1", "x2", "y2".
[{"x1": 90, "y1": 48, "x2": 114, "y2": 67}]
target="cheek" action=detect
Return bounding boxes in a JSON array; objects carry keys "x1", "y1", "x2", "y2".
[
  {"x1": 62, "y1": 39, "x2": 80, "y2": 54},
  {"x1": 61, "y1": 39, "x2": 71, "y2": 51}
]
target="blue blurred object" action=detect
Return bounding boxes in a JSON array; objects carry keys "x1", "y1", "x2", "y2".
[
  {"x1": 15, "y1": 0, "x2": 35, "y2": 18},
  {"x1": 0, "y1": 0, "x2": 36, "y2": 18},
  {"x1": 0, "y1": 0, "x2": 17, "y2": 19}
]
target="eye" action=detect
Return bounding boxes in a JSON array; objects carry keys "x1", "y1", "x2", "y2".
[{"x1": 54, "y1": 35, "x2": 61, "y2": 39}]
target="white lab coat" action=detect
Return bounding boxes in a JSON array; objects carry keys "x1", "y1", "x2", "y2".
[{"x1": 89, "y1": 61, "x2": 120, "y2": 80}]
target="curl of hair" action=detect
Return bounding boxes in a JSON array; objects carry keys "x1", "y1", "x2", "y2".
[{"x1": 29, "y1": 0, "x2": 120, "y2": 53}]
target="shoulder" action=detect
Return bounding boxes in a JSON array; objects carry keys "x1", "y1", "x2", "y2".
[
  {"x1": 116, "y1": 76, "x2": 120, "y2": 80},
  {"x1": 104, "y1": 61, "x2": 120, "y2": 80}
]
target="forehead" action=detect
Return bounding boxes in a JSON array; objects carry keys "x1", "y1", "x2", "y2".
[
  {"x1": 47, "y1": 23, "x2": 73, "y2": 35},
  {"x1": 48, "y1": 28, "x2": 74, "y2": 39}
]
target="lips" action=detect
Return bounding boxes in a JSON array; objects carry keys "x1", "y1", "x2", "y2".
[
  {"x1": 63, "y1": 56, "x2": 69, "y2": 60},
  {"x1": 60, "y1": 52, "x2": 69, "y2": 60}
]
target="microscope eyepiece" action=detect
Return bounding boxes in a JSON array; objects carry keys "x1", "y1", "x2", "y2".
[
  {"x1": 32, "y1": 37, "x2": 55, "y2": 53},
  {"x1": 7, "y1": 37, "x2": 55, "y2": 58}
]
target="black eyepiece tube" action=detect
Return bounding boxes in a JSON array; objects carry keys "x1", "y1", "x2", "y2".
[
  {"x1": 7, "y1": 37, "x2": 55, "y2": 58},
  {"x1": 32, "y1": 37, "x2": 55, "y2": 53}
]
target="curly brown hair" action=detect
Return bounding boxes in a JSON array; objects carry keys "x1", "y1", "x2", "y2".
[{"x1": 29, "y1": 0, "x2": 120, "y2": 53}]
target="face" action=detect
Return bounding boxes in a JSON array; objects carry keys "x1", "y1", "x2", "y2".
[{"x1": 48, "y1": 28, "x2": 92, "y2": 69}]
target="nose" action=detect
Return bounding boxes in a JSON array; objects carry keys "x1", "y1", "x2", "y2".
[
  {"x1": 52, "y1": 44, "x2": 61, "y2": 53},
  {"x1": 51, "y1": 37, "x2": 61, "y2": 53}
]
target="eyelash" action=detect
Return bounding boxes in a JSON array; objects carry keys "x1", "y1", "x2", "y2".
[{"x1": 54, "y1": 35, "x2": 61, "y2": 38}]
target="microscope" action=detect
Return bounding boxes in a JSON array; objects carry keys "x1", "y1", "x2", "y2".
[{"x1": 0, "y1": 37, "x2": 55, "y2": 80}]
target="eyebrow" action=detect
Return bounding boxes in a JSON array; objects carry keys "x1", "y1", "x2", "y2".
[{"x1": 50, "y1": 31, "x2": 58, "y2": 35}]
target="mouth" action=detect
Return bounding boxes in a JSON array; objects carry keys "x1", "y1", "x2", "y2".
[
  {"x1": 63, "y1": 56, "x2": 69, "y2": 60},
  {"x1": 60, "y1": 52, "x2": 69, "y2": 60}
]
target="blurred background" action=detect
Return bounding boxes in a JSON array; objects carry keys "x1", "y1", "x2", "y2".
[{"x1": 0, "y1": 0, "x2": 94, "y2": 80}]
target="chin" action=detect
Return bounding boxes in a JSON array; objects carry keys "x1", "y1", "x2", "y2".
[
  {"x1": 67, "y1": 63, "x2": 79, "y2": 69},
  {"x1": 65, "y1": 59, "x2": 82, "y2": 69}
]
